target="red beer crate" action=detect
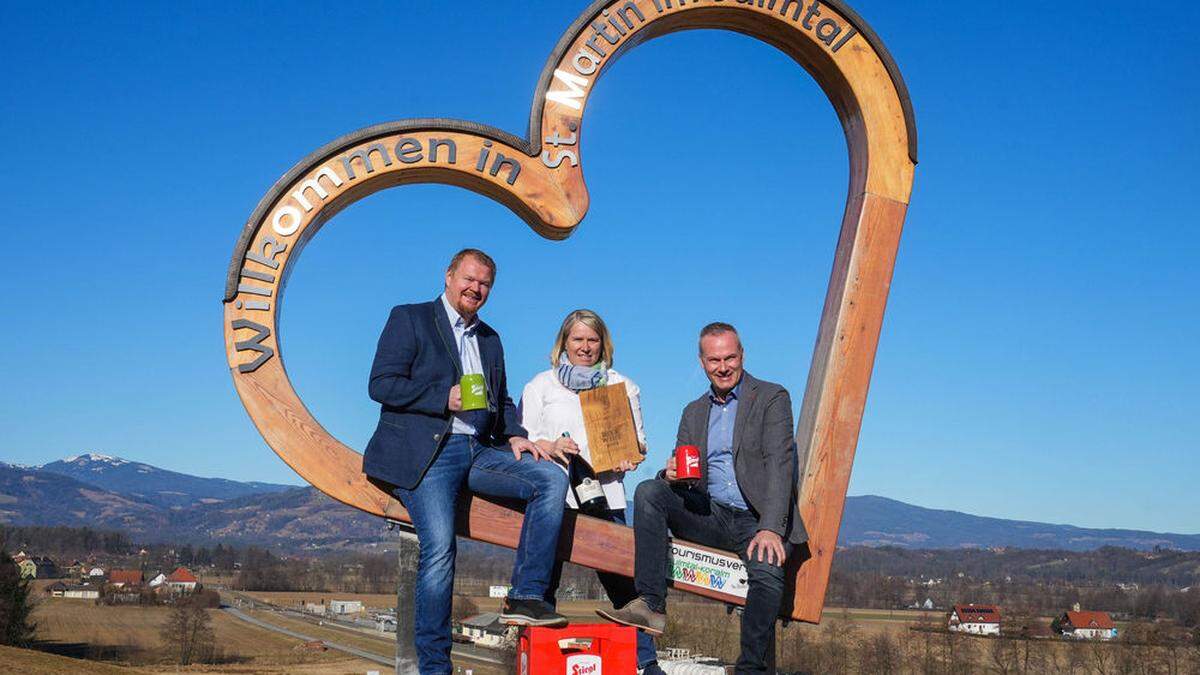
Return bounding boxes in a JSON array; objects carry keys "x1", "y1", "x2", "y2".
[{"x1": 517, "y1": 623, "x2": 638, "y2": 675}]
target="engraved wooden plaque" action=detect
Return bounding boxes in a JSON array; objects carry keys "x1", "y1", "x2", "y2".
[
  {"x1": 223, "y1": 0, "x2": 917, "y2": 622},
  {"x1": 578, "y1": 382, "x2": 642, "y2": 473}
]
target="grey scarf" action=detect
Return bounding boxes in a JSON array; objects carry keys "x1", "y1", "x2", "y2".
[{"x1": 556, "y1": 353, "x2": 608, "y2": 392}]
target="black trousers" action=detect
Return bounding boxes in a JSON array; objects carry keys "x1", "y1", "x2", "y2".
[{"x1": 633, "y1": 479, "x2": 789, "y2": 674}]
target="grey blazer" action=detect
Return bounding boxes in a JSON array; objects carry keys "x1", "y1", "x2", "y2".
[{"x1": 675, "y1": 372, "x2": 807, "y2": 545}]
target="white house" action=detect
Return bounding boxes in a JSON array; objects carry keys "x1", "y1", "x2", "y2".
[
  {"x1": 948, "y1": 604, "x2": 1001, "y2": 636},
  {"x1": 88, "y1": 567, "x2": 105, "y2": 578},
  {"x1": 458, "y1": 613, "x2": 510, "y2": 648},
  {"x1": 165, "y1": 567, "x2": 198, "y2": 593},
  {"x1": 329, "y1": 600, "x2": 363, "y2": 615},
  {"x1": 1057, "y1": 610, "x2": 1117, "y2": 640},
  {"x1": 63, "y1": 583, "x2": 100, "y2": 600},
  {"x1": 304, "y1": 602, "x2": 327, "y2": 616},
  {"x1": 147, "y1": 573, "x2": 167, "y2": 587}
]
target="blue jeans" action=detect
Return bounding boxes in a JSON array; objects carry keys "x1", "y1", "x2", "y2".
[
  {"x1": 545, "y1": 508, "x2": 660, "y2": 668},
  {"x1": 393, "y1": 434, "x2": 569, "y2": 675}
]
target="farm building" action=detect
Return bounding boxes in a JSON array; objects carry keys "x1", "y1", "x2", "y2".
[
  {"x1": 62, "y1": 583, "x2": 101, "y2": 600},
  {"x1": 329, "y1": 600, "x2": 363, "y2": 615},
  {"x1": 948, "y1": 604, "x2": 1001, "y2": 636},
  {"x1": 1055, "y1": 610, "x2": 1117, "y2": 640}
]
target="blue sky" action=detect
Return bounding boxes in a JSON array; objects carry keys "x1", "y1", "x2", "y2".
[{"x1": 2, "y1": 1, "x2": 1196, "y2": 533}]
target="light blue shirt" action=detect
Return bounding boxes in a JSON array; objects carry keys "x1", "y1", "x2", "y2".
[
  {"x1": 706, "y1": 381, "x2": 748, "y2": 510},
  {"x1": 441, "y1": 293, "x2": 484, "y2": 436}
]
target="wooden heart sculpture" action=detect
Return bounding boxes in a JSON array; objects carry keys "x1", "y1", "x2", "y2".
[{"x1": 222, "y1": 0, "x2": 916, "y2": 623}]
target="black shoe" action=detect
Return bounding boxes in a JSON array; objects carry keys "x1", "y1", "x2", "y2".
[
  {"x1": 640, "y1": 662, "x2": 666, "y2": 675},
  {"x1": 499, "y1": 597, "x2": 568, "y2": 627}
]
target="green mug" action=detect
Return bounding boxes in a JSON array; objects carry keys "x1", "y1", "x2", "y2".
[{"x1": 460, "y1": 373, "x2": 488, "y2": 411}]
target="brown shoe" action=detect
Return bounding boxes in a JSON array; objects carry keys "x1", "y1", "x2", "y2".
[{"x1": 595, "y1": 597, "x2": 666, "y2": 636}]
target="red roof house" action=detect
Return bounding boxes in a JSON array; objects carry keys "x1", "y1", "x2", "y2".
[
  {"x1": 949, "y1": 604, "x2": 1002, "y2": 635},
  {"x1": 164, "y1": 567, "x2": 198, "y2": 593},
  {"x1": 109, "y1": 569, "x2": 143, "y2": 587},
  {"x1": 1058, "y1": 610, "x2": 1118, "y2": 640},
  {"x1": 167, "y1": 567, "x2": 197, "y2": 583}
]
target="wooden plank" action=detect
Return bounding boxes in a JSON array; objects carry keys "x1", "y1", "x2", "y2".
[
  {"x1": 578, "y1": 382, "x2": 642, "y2": 473},
  {"x1": 223, "y1": 0, "x2": 916, "y2": 623}
]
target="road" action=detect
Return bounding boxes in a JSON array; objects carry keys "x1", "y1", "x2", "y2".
[
  {"x1": 220, "y1": 605, "x2": 393, "y2": 667},
  {"x1": 220, "y1": 604, "x2": 509, "y2": 670}
]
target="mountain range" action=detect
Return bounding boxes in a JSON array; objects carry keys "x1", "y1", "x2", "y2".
[
  {"x1": 2, "y1": 454, "x2": 1198, "y2": 553},
  {"x1": 39, "y1": 453, "x2": 294, "y2": 508}
]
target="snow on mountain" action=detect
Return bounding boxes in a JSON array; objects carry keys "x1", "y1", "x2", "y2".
[
  {"x1": 62, "y1": 452, "x2": 127, "y2": 464},
  {"x1": 37, "y1": 453, "x2": 295, "y2": 509}
]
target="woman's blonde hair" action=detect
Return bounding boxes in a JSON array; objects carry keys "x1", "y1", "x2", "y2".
[{"x1": 550, "y1": 309, "x2": 615, "y2": 368}]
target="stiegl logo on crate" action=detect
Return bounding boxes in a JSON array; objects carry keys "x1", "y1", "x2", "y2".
[{"x1": 566, "y1": 653, "x2": 602, "y2": 675}]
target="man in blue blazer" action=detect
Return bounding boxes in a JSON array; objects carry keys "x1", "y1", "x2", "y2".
[{"x1": 363, "y1": 248, "x2": 569, "y2": 674}]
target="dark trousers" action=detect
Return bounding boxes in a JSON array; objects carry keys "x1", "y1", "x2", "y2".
[
  {"x1": 633, "y1": 479, "x2": 789, "y2": 674},
  {"x1": 545, "y1": 508, "x2": 659, "y2": 668}
]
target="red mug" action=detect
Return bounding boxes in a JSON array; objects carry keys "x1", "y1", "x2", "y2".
[{"x1": 674, "y1": 445, "x2": 701, "y2": 481}]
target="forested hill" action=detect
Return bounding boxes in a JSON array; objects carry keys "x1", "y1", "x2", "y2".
[{"x1": 3, "y1": 457, "x2": 1198, "y2": 552}]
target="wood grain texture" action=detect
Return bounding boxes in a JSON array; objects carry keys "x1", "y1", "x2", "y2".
[
  {"x1": 579, "y1": 382, "x2": 642, "y2": 473},
  {"x1": 223, "y1": 0, "x2": 916, "y2": 623}
]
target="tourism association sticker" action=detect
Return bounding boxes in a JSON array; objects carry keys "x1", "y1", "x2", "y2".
[{"x1": 670, "y1": 542, "x2": 749, "y2": 599}]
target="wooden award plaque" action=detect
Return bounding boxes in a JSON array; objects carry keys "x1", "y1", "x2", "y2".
[{"x1": 578, "y1": 382, "x2": 642, "y2": 473}]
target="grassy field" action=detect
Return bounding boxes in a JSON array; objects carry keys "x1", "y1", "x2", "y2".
[{"x1": 28, "y1": 597, "x2": 380, "y2": 673}]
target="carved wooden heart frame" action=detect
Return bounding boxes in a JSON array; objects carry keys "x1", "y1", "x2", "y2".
[{"x1": 222, "y1": 0, "x2": 916, "y2": 622}]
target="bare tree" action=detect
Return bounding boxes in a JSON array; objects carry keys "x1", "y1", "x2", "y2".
[
  {"x1": 821, "y1": 620, "x2": 859, "y2": 674},
  {"x1": 159, "y1": 602, "x2": 215, "y2": 665},
  {"x1": 452, "y1": 595, "x2": 479, "y2": 623},
  {"x1": 989, "y1": 636, "x2": 1019, "y2": 675},
  {"x1": 1087, "y1": 639, "x2": 1113, "y2": 675},
  {"x1": 857, "y1": 631, "x2": 900, "y2": 675}
]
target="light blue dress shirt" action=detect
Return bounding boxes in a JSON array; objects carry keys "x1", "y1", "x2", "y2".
[
  {"x1": 441, "y1": 293, "x2": 485, "y2": 436},
  {"x1": 706, "y1": 381, "x2": 748, "y2": 510}
]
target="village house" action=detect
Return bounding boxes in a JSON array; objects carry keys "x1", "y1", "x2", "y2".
[
  {"x1": 46, "y1": 581, "x2": 68, "y2": 597},
  {"x1": 1055, "y1": 610, "x2": 1118, "y2": 640},
  {"x1": 948, "y1": 604, "x2": 1001, "y2": 636},
  {"x1": 165, "y1": 567, "x2": 198, "y2": 593},
  {"x1": 61, "y1": 583, "x2": 101, "y2": 600},
  {"x1": 147, "y1": 572, "x2": 167, "y2": 588},
  {"x1": 17, "y1": 558, "x2": 37, "y2": 579},
  {"x1": 88, "y1": 566, "x2": 106, "y2": 579},
  {"x1": 108, "y1": 569, "x2": 143, "y2": 588},
  {"x1": 457, "y1": 613, "x2": 510, "y2": 648}
]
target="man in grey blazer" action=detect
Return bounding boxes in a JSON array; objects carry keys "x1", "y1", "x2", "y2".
[{"x1": 598, "y1": 322, "x2": 806, "y2": 674}]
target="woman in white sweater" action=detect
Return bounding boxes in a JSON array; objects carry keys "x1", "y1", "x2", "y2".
[{"x1": 519, "y1": 309, "x2": 659, "y2": 671}]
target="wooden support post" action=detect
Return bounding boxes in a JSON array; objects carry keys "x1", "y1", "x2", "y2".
[{"x1": 393, "y1": 523, "x2": 418, "y2": 674}]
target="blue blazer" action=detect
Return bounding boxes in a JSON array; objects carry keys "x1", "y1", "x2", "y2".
[{"x1": 362, "y1": 298, "x2": 526, "y2": 490}]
